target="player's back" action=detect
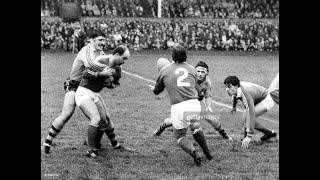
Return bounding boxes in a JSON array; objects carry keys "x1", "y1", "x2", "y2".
[
  {"x1": 240, "y1": 81, "x2": 268, "y2": 104},
  {"x1": 160, "y1": 62, "x2": 198, "y2": 105}
]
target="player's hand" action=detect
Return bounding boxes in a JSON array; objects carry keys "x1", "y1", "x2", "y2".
[
  {"x1": 230, "y1": 107, "x2": 237, "y2": 115},
  {"x1": 149, "y1": 85, "x2": 155, "y2": 91},
  {"x1": 241, "y1": 136, "x2": 251, "y2": 149},
  {"x1": 100, "y1": 67, "x2": 116, "y2": 77}
]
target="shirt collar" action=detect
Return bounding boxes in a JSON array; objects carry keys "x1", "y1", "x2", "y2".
[{"x1": 236, "y1": 86, "x2": 242, "y2": 98}]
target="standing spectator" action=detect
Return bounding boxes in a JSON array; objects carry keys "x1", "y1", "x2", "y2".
[{"x1": 205, "y1": 40, "x2": 212, "y2": 51}]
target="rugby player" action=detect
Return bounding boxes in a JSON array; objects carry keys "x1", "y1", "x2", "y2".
[
  {"x1": 224, "y1": 76, "x2": 277, "y2": 149},
  {"x1": 75, "y1": 45, "x2": 130, "y2": 157},
  {"x1": 150, "y1": 45, "x2": 213, "y2": 166},
  {"x1": 152, "y1": 61, "x2": 232, "y2": 140},
  {"x1": 42, "y1": 30, "x2": 126, "y2": 154}
]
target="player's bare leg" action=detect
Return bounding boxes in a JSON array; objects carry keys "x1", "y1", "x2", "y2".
[
  {"x1": 78, "y1": 98, "x2": 103, "y2": 157},
  {"x1": 173, "y1": 127, "x2": 202, "y2": 166},
  {"x1": 93, "y1": 95, "x2": 134, "y2": 151},
  {"x1": 201, "y1": 107, "x2": 232, "y2": 140},
  {"x1": 42, "y1": 91, "x2": 76, "y2": 154}
]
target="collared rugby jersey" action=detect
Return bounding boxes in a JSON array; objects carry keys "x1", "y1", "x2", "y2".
[
  {"x1": 153, "y1": 62, "x2": 199, "y2": 105},
  {"x1": 68, "y1": 43, "x2": 106, "y2": 82},
  {"x1": 237, "y1": 81, "x2": 268, "y2": 109}
]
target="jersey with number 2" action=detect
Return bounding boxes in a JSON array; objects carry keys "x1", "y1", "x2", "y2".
[{"x1": 154, "y1": 62, "x2": 198, "y2": 105}]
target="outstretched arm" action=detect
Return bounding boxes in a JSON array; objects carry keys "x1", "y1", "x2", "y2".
[{"x1": 240, "y1": 89, "x2": 255, "y2": 149}]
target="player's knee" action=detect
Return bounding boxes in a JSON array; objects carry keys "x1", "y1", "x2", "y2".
[
  {"x1": 163, "y1": 118, "x2": 172, "y2": 126},
  {"x1": 90, "y1": 115, "x2": 101, "y2": 127}
]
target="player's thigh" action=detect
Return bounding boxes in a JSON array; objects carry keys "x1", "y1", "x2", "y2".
[
  {"x1": 98, "y1": 94, "x2": 111, "y2": 121},
  {"x1": 95, "y1": 99, "x2": 109, "y2": 125},
  {"x1": 173, "y1": 126, "x2": 188, "y2": 140},
  {"x1": 61, "y1": 91, "x2": 76, "y2": 117},
  {"x1": 78, "y1": 98, "x2": 100, "y2": 123},
  {"x1": 255, "y1": 95, "x2": 274, "y2": 117}
]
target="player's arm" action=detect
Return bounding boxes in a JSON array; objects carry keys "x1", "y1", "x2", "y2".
[
  {"x1": 112, "y1": 65, "x2": 122, "y2": 82},
  {"x1": 77, "y1": 46, "x2": 108, "y2": 72},
  {"x1": 204, "y1": 87, "x2": 212, "y2": 112},
  {"x1": 241, "y1": 89, "x2": 255, "y2": 135},
  {"x1": 240, "y1": 89, "x2": 255, "y2": 149},
  {"x1": 230, "y1": 95, "x2": 238, "y2": 114},
  {"x1": 153, "y1": 75, "x2": 165, "y2": 95}
]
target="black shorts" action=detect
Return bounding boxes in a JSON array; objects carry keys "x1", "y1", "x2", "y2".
[{"x1": 63, "y1": 78, "x2": 80, "y2": 92}]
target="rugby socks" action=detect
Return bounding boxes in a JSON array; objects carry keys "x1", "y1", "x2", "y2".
[
  {"x1": 87, "y1": 125, "x2": 98, "y2": 149},
  {"x1": 177, "y1": 137, "x2": 196, "y2": 155},
  {"x1": 105, "y1": 128, "x2": 118, "y2": 147},
  {"x1": 94, "y1": 130, "x2": 105, "y2": 149},
  {"x1": 44, "y1": 124, "x2": 62, "y2": 146},
  {"x1": 192, "y1": 129, "x2": 213, "y2": 160},
  {"x1": 255, "y1": 127, "x2": 273, "y2": 136},
  {"x1": 254, "y1": 122, "x2": 273, "y2": 135}
]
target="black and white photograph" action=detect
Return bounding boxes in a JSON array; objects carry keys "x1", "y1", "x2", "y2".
[{"x1": 41, "y1": 0, "x2": 279, "y2": 179}]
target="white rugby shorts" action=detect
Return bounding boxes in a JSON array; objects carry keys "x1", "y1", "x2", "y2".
[
  {"x1": 75, "y1": 86, "x2": 101, "y2": 107},
  {"x1": 171, "y1": 99, "x2": 202, "y2": 129},
  {"x1": 258, "y1": 93, "x2": 274, "y2": 111}
]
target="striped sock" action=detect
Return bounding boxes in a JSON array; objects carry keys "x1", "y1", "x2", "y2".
[
  {"x1": 44, "y1": 125, "x2": 61, "y2": 146},
  {"x1": 105, "y1": 128, "x2": 118, "y2": 147}
]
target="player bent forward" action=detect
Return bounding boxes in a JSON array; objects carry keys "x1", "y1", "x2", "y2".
[
  {"x1": 151, "y1": 45, "x2": 213, "y2": 166},
  {"x1": 153, "y1": 61, "x2": 232, "y2": 140},
  {"x1": 42, "y1": 29, "x2": 124, "y2": 154},
  {"x1": 224, "y1": 76, "x2": 277, "y2": 149},
  {"x1": 75, "y1": 45, "x2": 131, "y2": 157}
]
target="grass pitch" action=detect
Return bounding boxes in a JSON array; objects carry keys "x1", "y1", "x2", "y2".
[{"x1": 41, "y1": 49, "x2": 279, "y2": 180}]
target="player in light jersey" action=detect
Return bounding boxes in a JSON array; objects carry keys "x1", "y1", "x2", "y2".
[
  {"x1": 42, "y1": 30, "x2": 124, "y2": 154},
  {"x1": 152, "y1": 61, "x2": 232, "y2": 140},
  {"x1": 150, "y1": 45, "x2": 213, "y2": 166},
  {"x1": 268, "y1": 73, "x2": 279, "y2": 105},
  {"x1": 75, "y1": 45, "x2": 131, "y2": 157},
  {"x1": 224, "y1": 76, "x2": 277, "y2": 149}
]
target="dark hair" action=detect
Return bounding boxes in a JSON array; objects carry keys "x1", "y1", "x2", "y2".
[
  {"x1": 195, "y1": 61, "x2": 209, "y2": 72},
  {"x1": 172, "y1": 45, "x2": 187, "y2": 63},
  {"x1": 90, "y1": 29, "x2": 106, "y2": 39},
  {"x1": 224, "y1": 76, "x2": 240, "y2": 87},
  {"x1": 112, "y1": 45, "x2": 127, "y2": 55}
]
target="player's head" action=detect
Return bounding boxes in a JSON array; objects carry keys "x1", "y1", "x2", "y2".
[
  {"x1": 90, "y1": 29, "x2": 106, "y2": 51},
  {"x1": 172, "y1": 45, "x2": 187, "y2": 63},
  {"x1": 224, "y1": 76, "x2": 240, "y2": 96},
  {"x1": 112, "y1": 45, "x2": 130, "y2": 65},
  {"x1": 195, "y1": 61, "x2": 209, "y2": 81}
]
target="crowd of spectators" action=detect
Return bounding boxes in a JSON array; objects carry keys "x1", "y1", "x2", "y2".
[
  {"x1": 41, "y1": 0, "x2": 279, "y2": 19},
  {"x1": 41, "y1": 18, "x2": 279, "y2": 52}
]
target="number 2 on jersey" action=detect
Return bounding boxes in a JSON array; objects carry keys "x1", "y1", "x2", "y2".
[{"x1": 175, "y1": 68, "x2": 190, "y2": 87}]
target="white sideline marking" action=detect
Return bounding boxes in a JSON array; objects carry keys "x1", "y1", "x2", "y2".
[{"x1": 122, "y1": 70, "x2": 279, "y2": 125}]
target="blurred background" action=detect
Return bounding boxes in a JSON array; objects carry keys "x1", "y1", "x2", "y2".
[{"x1": 41, "y1": 0, "x2": 279, "y2": 53}]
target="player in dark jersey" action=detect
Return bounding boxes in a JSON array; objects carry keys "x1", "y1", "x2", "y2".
[
  {"x1": 152, "y1": 61, "x2": 232, "y2": 140},
  {"x1": 42, "y1": 30, "x2": 126, "y2": 154},
  {"x1": 224, "y1": 76, "x2": 277, "y2": 149},
  {"x1": 75, "y1": 45, "x2": 131, "y2": 157},
  {"x1": 150, "y1": 45, "x2": 213, "y2": 166}
]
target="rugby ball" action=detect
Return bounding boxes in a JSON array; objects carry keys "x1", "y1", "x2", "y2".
[{"x1": 157, "y1": 58, "x2": 171, "y2": 71}]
